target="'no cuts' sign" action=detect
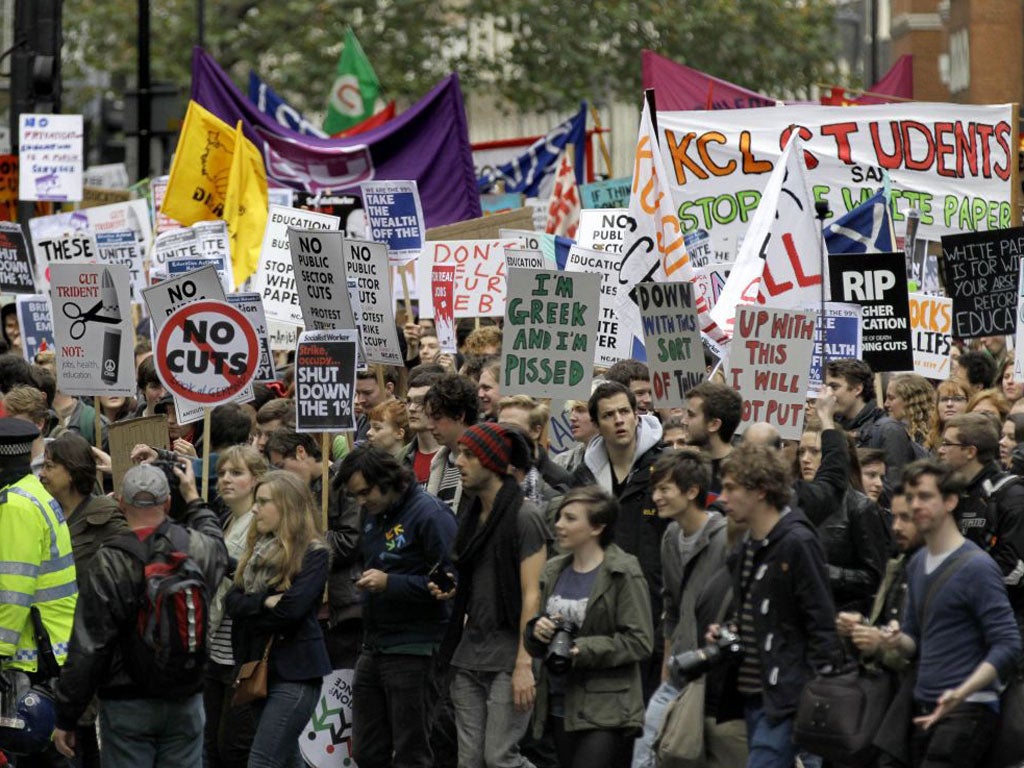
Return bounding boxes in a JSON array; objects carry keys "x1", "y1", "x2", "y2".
[{"x1": 155, "y1": 300, "x2": 259, "y2": 406}]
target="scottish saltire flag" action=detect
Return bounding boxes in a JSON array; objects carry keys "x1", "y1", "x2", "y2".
[
  {"x1": 248, "y1": 72, "x2": 327, "y2": 138},
  {"x1": 824, "y1": 189, "x2": 895, "y2": 254},
  {"x1": 478, "y1": 104, "x2": 586, "y2": 196}
]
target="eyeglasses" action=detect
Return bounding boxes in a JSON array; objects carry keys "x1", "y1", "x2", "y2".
[
  {"x1": 940, "y1": 440, "x2": 966, "y2": 448},
  {"x1": 939, "y1": 396, "x2": 967, "y2": 404}
]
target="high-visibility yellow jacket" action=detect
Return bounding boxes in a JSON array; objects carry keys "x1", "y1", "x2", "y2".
[{"x1": 0, "y1": 474, "x2": 78, "y2": 673}]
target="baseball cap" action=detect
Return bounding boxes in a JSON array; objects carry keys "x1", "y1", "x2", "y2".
[{"x1": 121, "y1": 464, "x2": 170, "y2": 507}]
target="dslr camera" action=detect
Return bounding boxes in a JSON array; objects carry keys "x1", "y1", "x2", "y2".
[
  {"x1": 148, "y1": 446, "x2": 187, "y2": 488},
  {"x1": 667, "y1": 627, "x2": 743, "y2": 687},
  {"x1": 544, "y1": 618, "x2": 577, "y2": 674}
]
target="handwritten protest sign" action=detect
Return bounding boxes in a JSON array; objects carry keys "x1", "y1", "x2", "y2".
[
  {"x1": 940, "y1": 226, "x2": 1024, "y2": 338},
  {"x1": 28, "y1": 200, "x2": 152, "y2": 272},
  {"x1": 576, "y1": 209, "x2": 634, "y2": 254},
  {"x1": 360, "y1": 180, "x2": 426, "y2": 264},
  {"x1": 634, "y1": 282, "x2": 704, "y2": 409},
  {"x1": 580, "y1": 177, "x2": 631, "y2": 209},
  {"x1": 0, "y1": 222, "x2": 35, "y2": 293},
  {"x1": 501, "y1": 269, "x2": 600, "y2": 401},
  {"x1": 254, "y1": 205, "x2": 341, "y2": 324},
  {"x1": 19, "y1": 114, "x2": 83, "y2": 202},
  {"x1": 829, "y1": 251, "x2": 914, "y2": 372},
  {"x1": 909, "y1": 293, "x2": 953, "y2": 378},
  {"x1": 416, "y1": 239, "x2": 517, "y2": 318},
  {"x1": 287, "y1": 229, "x2": 355, "y2": 331},
  {"x1": 295, "y1": 329, "x2": 358, "y2": 432},
  {"x1": 728, "y1": 306, "x2": 818, "y2": 439},
  {"x1": 16, "y1": 294, "x2": 54, "y2": 362},
  {"x1": 33, "y1": 231, "x2": 98, "y2": 291},
  {"x1": 343, "y1": 238, "x2": 403, "y2": 365},
  {"x1": 50, "y1": 264, "x2": 135, "y2": 396}
]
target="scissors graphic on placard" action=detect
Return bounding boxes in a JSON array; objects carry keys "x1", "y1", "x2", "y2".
[{"x1": 62, "y1": 301, "x2": 120, "y2": 340}]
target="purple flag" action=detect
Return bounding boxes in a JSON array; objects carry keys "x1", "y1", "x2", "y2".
[
  {"x1": 190, "y1": 47, "x2": 481, "y2": 227},
  {"x1": 641, "y1": 50, "x2": 777, "y2": 110}
]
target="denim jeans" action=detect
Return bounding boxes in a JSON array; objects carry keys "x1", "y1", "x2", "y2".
[
  {"x1": 450, "y1": 668, "x2": 535, "y2": 768},
  {"x1": 203, "y1": 662, "x2": 259, "y2": 768},
  {"x1": 352, "y1": 651, "x2": 435, "y2": 768},
  {"x1": 631, "y1": 680, "x2": 680, "y2": 768},
  {"x1": 743, "y1": 701, "x2": 796, "y2": 768},
  {"x1": 99, "y1": 694, "x2": 205, "y2": 768},
  {"x1": 246, "y1": 676, "x2": 320, "y2": 768}
]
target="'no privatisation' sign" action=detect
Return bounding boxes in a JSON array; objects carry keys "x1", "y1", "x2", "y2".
[{"x1": 155, "y1": 300, "x2": 259, "y2": 405}]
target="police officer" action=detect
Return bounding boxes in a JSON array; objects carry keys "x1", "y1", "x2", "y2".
[{"x1": 0, "y1": 417, "x2": 78, "y2": 763}]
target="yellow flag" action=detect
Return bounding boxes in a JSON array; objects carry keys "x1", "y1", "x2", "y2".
[
  {"x1": 160, "y1": 100, "x2": 235, "y2": 225},
  {"x1": 223, "y1": 120, "x2": 268, "y2": 286}
]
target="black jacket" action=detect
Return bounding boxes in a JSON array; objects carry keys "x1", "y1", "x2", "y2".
[
  {"x1": 54, "y1": 500, "x2": 228, "y2": 729},
  {"x1": 321, "y1": 473, "x2": 362, "y2": 627},
  {"x1": 721, "y1": 509, "x2": 840, "y2": 721},
  {"x1": 226, "y1": 545, "x2": 332, "y2": 682},
  {"x1": 837, "y1": 401, "x2": 915, "y2": 485}
]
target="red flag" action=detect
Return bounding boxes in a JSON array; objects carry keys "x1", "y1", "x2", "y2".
[
  {"x1": 545, "y1": 153, "x2": 580, "y2": 238},
  {"x1": 332, "y1": 100, "x2": 397, "y2": 138}
]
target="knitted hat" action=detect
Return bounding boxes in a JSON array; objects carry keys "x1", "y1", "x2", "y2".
[{"x1": 458, "y1": 422, "x2": 534, "y2": 476}]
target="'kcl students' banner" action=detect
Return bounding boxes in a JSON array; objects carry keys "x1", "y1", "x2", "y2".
[
  {"x1": 656, "y1": 103, "x2": 1016, "y2": 262},
  {"x1": 189, "y1": 47, "x2": 481, "y2": 229},
  {"x1": 940, "y1": 226, "x2": 1024, "y2": 338}
]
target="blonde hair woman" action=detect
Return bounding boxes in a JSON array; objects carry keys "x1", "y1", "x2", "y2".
[
  {"x1": 226, "y1": 471, "x2": 330, "y2": 768},
  {"x1": 884, "y1": 373, "x2": 935, "y2": 448}
]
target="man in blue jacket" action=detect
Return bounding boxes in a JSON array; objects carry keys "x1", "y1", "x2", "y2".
[
  {"x1": 338, "y1": 446, "x2": 457, "y2": 768},
  {"x1": 884, "y1": 459, "x2": 1021, "y2": 768},
  {"x1": 708, "y1": 442, "x2": 840, "y2": 768}
]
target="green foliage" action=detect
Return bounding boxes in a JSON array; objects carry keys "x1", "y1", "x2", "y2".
[{"x1": 63, "y1": 0, "x2": 838, "y2": 115}]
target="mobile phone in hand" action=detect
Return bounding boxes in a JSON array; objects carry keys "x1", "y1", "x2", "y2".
[{"x1": 428, "y1": 561, "x2": 455, "y2": 593}]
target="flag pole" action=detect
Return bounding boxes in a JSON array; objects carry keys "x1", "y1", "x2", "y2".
[
  {"x1": 589, "y1": 106, "x2": 613, "y2": 178},
  {"x1": 814, "y1": 200, "x2": 831, "y2": 371}
]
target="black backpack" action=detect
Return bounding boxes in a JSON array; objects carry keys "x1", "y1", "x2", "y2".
[{"x1": 107, "y1": 524, "x2": 210, "y2": 693}]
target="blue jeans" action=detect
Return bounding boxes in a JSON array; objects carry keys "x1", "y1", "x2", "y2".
[
  {"x1": 99, "y1": 694, "x2": 204, "y2": 768},
  {"x1": 631, "y1": 680, "x2": 680, "y2": 768},
  {"x1": 352, "y1": 652, "x2": 435, "y2": 768},
  {"x1": 450, "y1": 668, "x2": 535, "y2": 768},
  {"x1": 247, "y1": 677, "x2": 320, "y2": 768},
  {"x1": 743, "y1": 702, "x2": 796, "y2": 768}
]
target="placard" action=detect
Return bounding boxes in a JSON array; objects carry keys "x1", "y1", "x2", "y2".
[
  {"x1": 287, "y1": 228, "x2": 355, "y2": 331},
  {"x1": 828, "y1": 251, "x2": 913, "y2": 372},
  {"x1": 576, "y1": 209, "x2": 632, "y2": 254},
  {"x1": 167, "y1": 254, "x2": 232, "y2": 296},
  {"x1": 432, "y1": 265, "x2": 457, "y2": 354},
  {"x1": 940, "y1": 226, "x2": 1024, "y2": 338},
  {"x1": 728, "y1": 306, "x2": 818, "y2": 440},
  {"x1": 415, "y1": 239, "x2": 517, "y2": 318},
  {"x1": 226, "y1": 293, "x2": 277, "y2": 383},
  {"x1": 501, "y1": 269, "x2": 600, "y2": 401},
  {"x1": 50, "y1": 264, "x2": 135, "y2": 396},
  {"x1": 343, "y1": 238, "x2": 403, "y2": 365},
  {"x1": 32, "y1": 230, "x2": 99, "y2": 291},
  {"x1": 255, "y1": 205, "x2": 341, "y2": 324},
  {"x1": 295, "y1": 329, "x2": 358, "y2": 432},
  {"x1": 360, "y1": 180, "x2": 426, "y2": 264},
  {"x1": 19, "y1": 114, "x2": 83, "y2": 202},
  {"x1": 807, "y1": 303, "x2": 862, "y2": 396},
  {"x1": 108, "y1": 415, "x2": 169, "y2": 490},
  {"x1": 15, "y1": 294, "x2": 54, "y2": 361},
  {"x1": 505, "y1": 248, "x2": 554, "y2": 271},
  {"x1": 580, "y1": 176, "x2": 631, "y2": 209},
  {"x1": 142, "y1": 264, "x2": 227, "y2": 325},
  {"x1": 909, "y1": 293, "x2": 953, "y2": 379},
  {"x1": 95, "y1": 230, "x2": 145, "y2": 299},
  {"x1": 634, "y1": 282, "x2": 704, "y2": 409},
  {"x1": 28, "y1": 200, "x2": 152, "y2": 269},
  {"x1": 0, "y1": 222, "x2": 35, "y2": 294}
]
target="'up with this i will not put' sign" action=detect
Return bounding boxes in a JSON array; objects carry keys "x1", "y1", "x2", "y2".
[{"x1": 729, "y1": 306, "x2": 818, "y2": 440}]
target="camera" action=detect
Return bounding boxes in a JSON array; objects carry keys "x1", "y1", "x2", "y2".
[
  {"x1": 667, "y1": 627, "x2": 743, "y2": 687},
  {"x1": 544, "y1": 618, "x2": 576, "y2": 674},
  {"x1": 148, "y1": 446, "x2": 187, "y2": 488}
]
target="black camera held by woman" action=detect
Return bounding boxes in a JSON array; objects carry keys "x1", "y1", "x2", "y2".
[
  {"x1": 544, "y1": 618, "x2": 577, "y2": 674},
  {"x1": 667, "y1": 627, "x2": 743, "y2": 687}
]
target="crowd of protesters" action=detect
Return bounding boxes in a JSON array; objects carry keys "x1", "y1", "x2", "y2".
[{"x1": 1, "y1": 310, "x2": 1024, "y2": 768}]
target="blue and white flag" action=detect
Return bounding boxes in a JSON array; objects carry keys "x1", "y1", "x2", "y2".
[
  {"x1": 247, "y1": 71, "x2": 327, "y2": 138},
  {"x1": 823, "y1": 189, "x2": 895, "y2": 254},
  {"x1": 478, "y1": 104, "x2": 586, "y2": 196}
]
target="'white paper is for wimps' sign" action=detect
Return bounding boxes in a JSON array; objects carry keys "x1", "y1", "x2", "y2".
[{"x1": 729, "y1": 305, "x2": 818, "y2": 440}]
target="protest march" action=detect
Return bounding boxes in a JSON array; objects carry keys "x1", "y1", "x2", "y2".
[{"x1": 5, "y1": 23, "x2": 1024, "y2": 768}]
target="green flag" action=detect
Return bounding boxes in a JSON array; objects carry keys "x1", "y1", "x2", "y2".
[{"x1": 324, "y1": 27, "x2": 381, "y2": 134}]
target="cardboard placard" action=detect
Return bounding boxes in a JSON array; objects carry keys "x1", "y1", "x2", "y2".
[
  {"x1": 295, "y1": 329, "x2": 358, "y2": 432},
  {"x1": 0, "y1": 222, "x2": 35, "y2": 294},
  {"x1": 576, "y1": 209, "x2": 632, "y2": 254},
  {"x1": 505, "y1": 248, "x2": 554, "y2": 271},
  {"x1": 828, "y1": 251, "x2": 914, "y2": 372},
  {"x1": 108, "y1": 415, "x2": 170, "y2": 491},
  {"x1": 50, "y1": 264, "x2": 135, "y2": 396},
  {"x1": 728, "y1": 306, "x2": 818, "y2": 440},
  {"x1": 415, "y1": 239, "x2": 516, "y2": 318},
  {"x1": 580, "y1": 176, "x2": 631, "y2": 209},
  {"x1": 360, "y1": 180, "x2": 426, "y2": 264},
  {"x1": 226, "y1": 292, "x2": 277, "y2": 383},
  {"x1": 501, "y1": 269, "x2": 600, "y2": 401},
  {"x1": 909, "y1": 293, "x2": 953, "y2": 379},
  {"x1": 95, "y1": 230, "x2": 145, "y2": 299},
  {"x1": 254, "y1": 205, "x2": 341, "y2": 325},
  {"x1": 634, "y1": 282, "x2": 704, "y2": 409},
  {"x1": 424, "y1": 207, "x2": 534, "y2": 241},
  {"x1": 940, "y1": 226, "x2": 1024, "y2": 338},
  {"x1": 33, "y1": 231, "x2": 99, "y2": 291},
  {"x1": 287, "y1": 229, "x2": 355, "y2": 331}
]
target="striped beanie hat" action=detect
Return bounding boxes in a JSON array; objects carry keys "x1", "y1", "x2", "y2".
[{"x1": 458, "y1": 422, "x2": 515, "y2": 476}]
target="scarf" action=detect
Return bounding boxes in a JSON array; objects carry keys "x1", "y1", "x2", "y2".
[
  {"x1": 441, "y1": 476, "x2": 525, "y2": 659},
  {"x1": 241, "y1": 535, "x2": 282, "y2": 594}
]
